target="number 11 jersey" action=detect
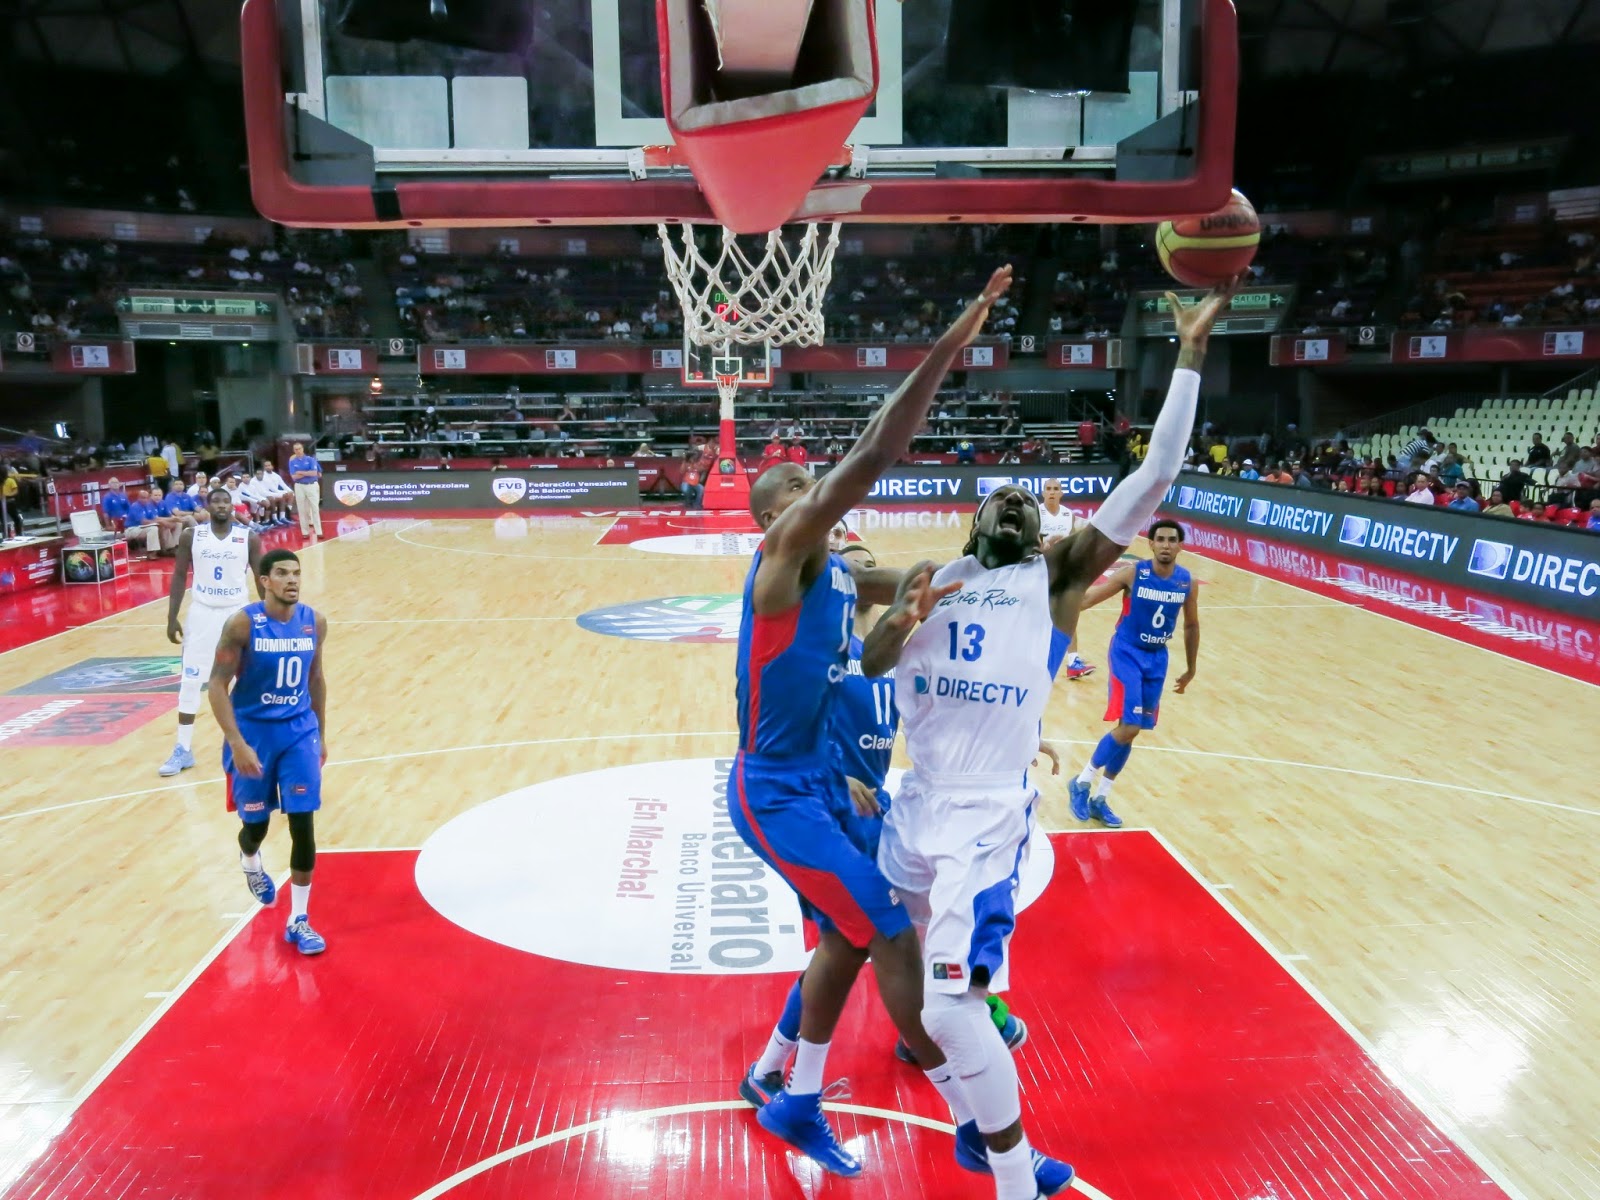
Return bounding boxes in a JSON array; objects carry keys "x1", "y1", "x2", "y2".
[{"x1": 897, "y1": 555, "x2": 1068, "y2": 780}]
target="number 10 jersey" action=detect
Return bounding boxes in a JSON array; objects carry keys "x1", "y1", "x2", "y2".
[{"x1": 897, "y1": 555, "x2": 1068, "y2": 780}]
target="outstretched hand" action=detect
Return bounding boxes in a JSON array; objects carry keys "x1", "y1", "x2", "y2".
[
  {"x1": 889, "y1": 560, "x2": 961, "y2": 628},
  {"x1": 1165, "y1": 276, "x2": 1241, "y2": 348},
  {"x1": 945, "y1": 265, "x2": 1014, "y2": 347}
]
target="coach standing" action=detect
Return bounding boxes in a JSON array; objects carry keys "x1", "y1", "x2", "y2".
[{"x1": 288, "y1": 442, "x2": 322, "y2": 541}]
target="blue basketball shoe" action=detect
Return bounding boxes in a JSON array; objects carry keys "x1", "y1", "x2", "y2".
[
  {"x1": 242, "y1": 859, "x2": 276, "y2": 905},
  {"x1": 1068, "y1": 777, "x2": 1092, "y2": 821},
  {"x1": 954, "y1": 1121, "x2": 1075, "y2": 1195},
  {"x1": 1088, "y1": 796, "x2": 1124, "y2": 829},
  {"x1": 284, "y1": 917, "x2": 326, "y2": 955},
  {"x1": 754, "y1": 1090, "x2": 861, "y2": 1176},
  {"x1": 738, "y1": 1064, "x2": 784, "y2": 1109}
]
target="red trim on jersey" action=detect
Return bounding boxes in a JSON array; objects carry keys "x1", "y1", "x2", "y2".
[
  {"x1": 734, "y1": 758, "x2": 876, "y2": 948},
  {"x1": 1103, "y1": 671, "x2": 1126, "y2": 724},
  {"x1": 741, "y1": 603, "x2": 802, "y2": 753}
]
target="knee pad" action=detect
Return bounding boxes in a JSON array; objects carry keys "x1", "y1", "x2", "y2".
[
  {"x1": 287, "y1": 812, "x2": 317, "y2": 872},
  {"x1": 921, "y1": 989, "x2": 991, "y2": 1078},
  {"x1": 238, "y1": 820, "x2": 269, "y2": 855},
  {"x1": 177, "y1": 673, "x2": 203, "y2": 714}
]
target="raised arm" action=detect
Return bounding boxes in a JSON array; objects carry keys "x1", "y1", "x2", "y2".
[
  {"x1": 765, "y1": 266, "x2": 1013, "y2": 567},
  {"x1": 207, "y1": 610, "x2": 261, "y2": 777},
  {"x1": 1174, "y1": 586, "x2": 1201, "y2": 692},
  {"x1": 1078, "y1": 563, "x2": 1135, "y2": 613},
  {"x1": 860, "y1": 562, "x2": 962, "y2": 677},
  {"x1": 845, "y1": 561, "x2": 910, "y2": 608},
  {"x1": 166, "y1": 527, "x2": 195, "y2": 643},
  {"x1": 1047, "y1": 282, "x2": 1234, "y2": 594}
]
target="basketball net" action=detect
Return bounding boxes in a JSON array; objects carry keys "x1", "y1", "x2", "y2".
[
  {"x1": 658, "y1": 222, "x2": 842, "y2": 350},
  {"x1": 660, "y1": 221, "x2": 842, "y2": 511}
]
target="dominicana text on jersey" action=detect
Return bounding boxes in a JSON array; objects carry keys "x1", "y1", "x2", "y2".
[{"x1": 1114, "y1": 561, "x2": 1192, "y2": 650}]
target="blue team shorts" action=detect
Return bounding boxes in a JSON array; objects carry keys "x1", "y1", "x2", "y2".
[
  {"x1": 225, "y1": 717, "x2": 322, "y2": 821},
  {"x1": 731, "y1": 752, "x2": 910, "y2": 949},
  {"x1": 1104, "y1": 640, "x2": 1168, "y2": 730}
]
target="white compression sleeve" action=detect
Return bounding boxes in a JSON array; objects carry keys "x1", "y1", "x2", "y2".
[{"x1": 1089, "y1": 367, "x2": 1201, "y2": 547}]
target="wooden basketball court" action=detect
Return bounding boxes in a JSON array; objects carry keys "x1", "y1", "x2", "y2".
[{"x1": 0, "y1": 508, "x2": 1591, "y2": 1200}]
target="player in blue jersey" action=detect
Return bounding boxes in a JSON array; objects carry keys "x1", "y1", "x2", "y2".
[
  {"x1": 208, "y1": 548, "x2": 331, "y2": 955},
  {"x1": 732, "y1": 265, "x2": 1013, "y2": 1177},
  {"x1": 1068, "y1": 519, "x2": 1201, "y2": 828}
]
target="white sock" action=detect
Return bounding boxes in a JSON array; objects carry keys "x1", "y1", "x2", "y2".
[
  {"x1": 753, "y1": 1029, "x2": 796, "y2": 1078},
  {"x1": 290, "y1": 882, "x2": 311, "y2": 921},
  {"x1": 1094, "y1": 775, "x2": 1115, "y2": 800},
  {"x1": 1076, "y1": 764, "x2": 1097, "y2": 786},
  {"x1": 240, "y1": 850, "x2": 262, "y2": 872},
  {"x1": 787, "y1": 1038, "x2": 828, "y2": 1095},
  {"x1": 176, "y1": 723, "x2": 195, "y2": 751},
  {"x1": 924, "y1": 1065, "x2": 974, "y2": 1127},
  {"x1": 1067, "y1": 651, "x2": 1083, "y2": 668},
  {"x1": 989, "y1": 1137, "x2": 1038, "y2": 1200}
]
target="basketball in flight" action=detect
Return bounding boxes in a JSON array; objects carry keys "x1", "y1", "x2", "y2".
[{"x1": 1156, "y1": 189, "x2": 1261, "y2": 288}]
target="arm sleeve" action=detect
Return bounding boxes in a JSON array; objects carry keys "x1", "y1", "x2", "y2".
[{"x1": 1088, "y1": 368, "x2": 1200, "y2": 547}]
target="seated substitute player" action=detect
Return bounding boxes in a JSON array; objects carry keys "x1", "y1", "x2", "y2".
[
  {"x1": 1068, "y1": 518, "x2": 1199, "y2": 828},
  {"x1": 260, "y1": 461, "x2": 297, "y2": 525},
  {"x1": 208, "y1": 548, "x2": 330, "y2": 955},
  {"x1": 860, "y1": 283, "x2": 1233, "y2": 1200}
]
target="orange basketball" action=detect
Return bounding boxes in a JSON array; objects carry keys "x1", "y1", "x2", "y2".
[{"x1": 1156, "y1": 189, "x2": 1260, "y2": 288}]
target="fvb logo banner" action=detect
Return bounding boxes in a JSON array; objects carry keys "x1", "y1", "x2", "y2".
[
  {"x1": 333, "y1": 479, "x2": 369, "y2": 507},
  {"x1": 414, "y1": 758, "x2": 1057, "y2": 976},
  {"x1": 577, "y1": 594, "x2": 743, "y2": 642},
  {"x1": 491, "y1": 476, "x2": 528, "y2": 505}
]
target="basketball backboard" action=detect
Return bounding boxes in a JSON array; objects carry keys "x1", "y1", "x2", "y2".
[{"x1": 242, "y1": 0, "x2": 1239, "y2": 231}]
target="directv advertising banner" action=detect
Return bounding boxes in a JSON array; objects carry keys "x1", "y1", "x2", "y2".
[
  {"x1": 1159, "y1": 474, "x2": 1600, "y2": 619},
  {"x1": 813, "y1": 464, "x2": 1118, "y2": 502},
  {"x1": 322, "y1": 469, "x2": 639, "y2": 510}
]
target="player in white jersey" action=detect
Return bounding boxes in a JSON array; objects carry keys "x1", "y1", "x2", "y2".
[
  {"x1": 860, "y1": 282, "x2": 1233, "y2": 1200},
  {"x1": 1036, "y1": 479, "x2": 1094, "y2": 680},
  {"x1": 159, "y1": 487, "x2": 262, "y2": 776}
]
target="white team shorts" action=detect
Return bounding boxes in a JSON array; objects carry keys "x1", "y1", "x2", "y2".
[
  {"x1": 179, "y1": 602, "x2": 240, "y2": 710},
  {"x1": 877, "y1": 770, "x2": 1037, "y2": 996}
]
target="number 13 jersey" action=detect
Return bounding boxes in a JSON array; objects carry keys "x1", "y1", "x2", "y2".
[{"x1": 898, "y1": 555, "x2": 1068, "y2": 780}]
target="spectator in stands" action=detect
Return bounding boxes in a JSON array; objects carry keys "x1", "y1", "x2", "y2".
[
  {"x1": 1526, "y1": 432, "x2": 1552, "y2": 468},
  {"x1": 1360, "y1": 475, "x2": 1386, "y2": 498},
  {"x1": 1482, "y1": 489, "x2": 1513, "y2": 518},
  {"x1": 1554, "y1": 432, "x2": 1581, "y2": 474},
  {"x1": 1446, "y1": 481, "x2": 1480, "y2": 512},
  {"x1": 786, "y1": 439, "x2": 809, "y2": 467},
  {"x1": 1404, "y1": 474, "x2": 1437, "y2": 505},
  {"x1": 1398, "y1": 429, "x2": 1432, "y2": 467},
  {"x1": 954, "y1": 438, "x2": 976, "y2": 464},
  {"x1": 146, "y1": 444, "x2": 172, "y2": 488},
  {"x1": 680, "y1": 449, "x2": 703, "y2": 509},
  {"x1": 101, "y1": 478, "x2": 130, "y2": 528},
  {"x1": 161, "y1": 436, "x2": 180, "y2": 480},
  {"x1": 1238, "y1": 458, "x2": 1260, "y2": 482},
  {"x1": 1182, "y1": 453, "x2": 1209, "y2": 474},
  {"x1": 188, "y1": 470, "x2": 210, "y2": 497},
  {"x1": 1586, "y1": 499, "x2": 1600, "y2": 531},
  {"x1": 1264, "y1": 462, "x2": 1295, "y2": 485},
  {"x1": 757, "y1": 436, "x2": 787, "y2": 476},
  {"x1": 633, "y1": 441, "x2": 658, "y2": 457},
  {"x1": 1498, "y1": 459, "x2": 1534, "y2": 504}
]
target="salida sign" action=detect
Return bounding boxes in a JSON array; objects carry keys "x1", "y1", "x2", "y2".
[{"x1": 1162, "y1": 476, "x2": 1600, "y2": 618}]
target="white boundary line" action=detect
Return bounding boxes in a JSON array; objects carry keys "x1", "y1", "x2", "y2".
[
  {"x1": 408, "y1": 1098, "x2": 1113, "y2": 1200},
  {"x1": 1178, "y1": 542, "x2": 1600, "y2": 689},
  {"x1": 1146, "y1": 827, "x2": 1534, "y2": 1200},
  {"x1": 1038, "y1": 734, "x2": 1600, "y2": 819}
]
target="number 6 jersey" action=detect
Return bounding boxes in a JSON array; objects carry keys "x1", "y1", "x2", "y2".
[{"x1": 897, "y1": 555, "x2": 1069, "y2": 780}]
